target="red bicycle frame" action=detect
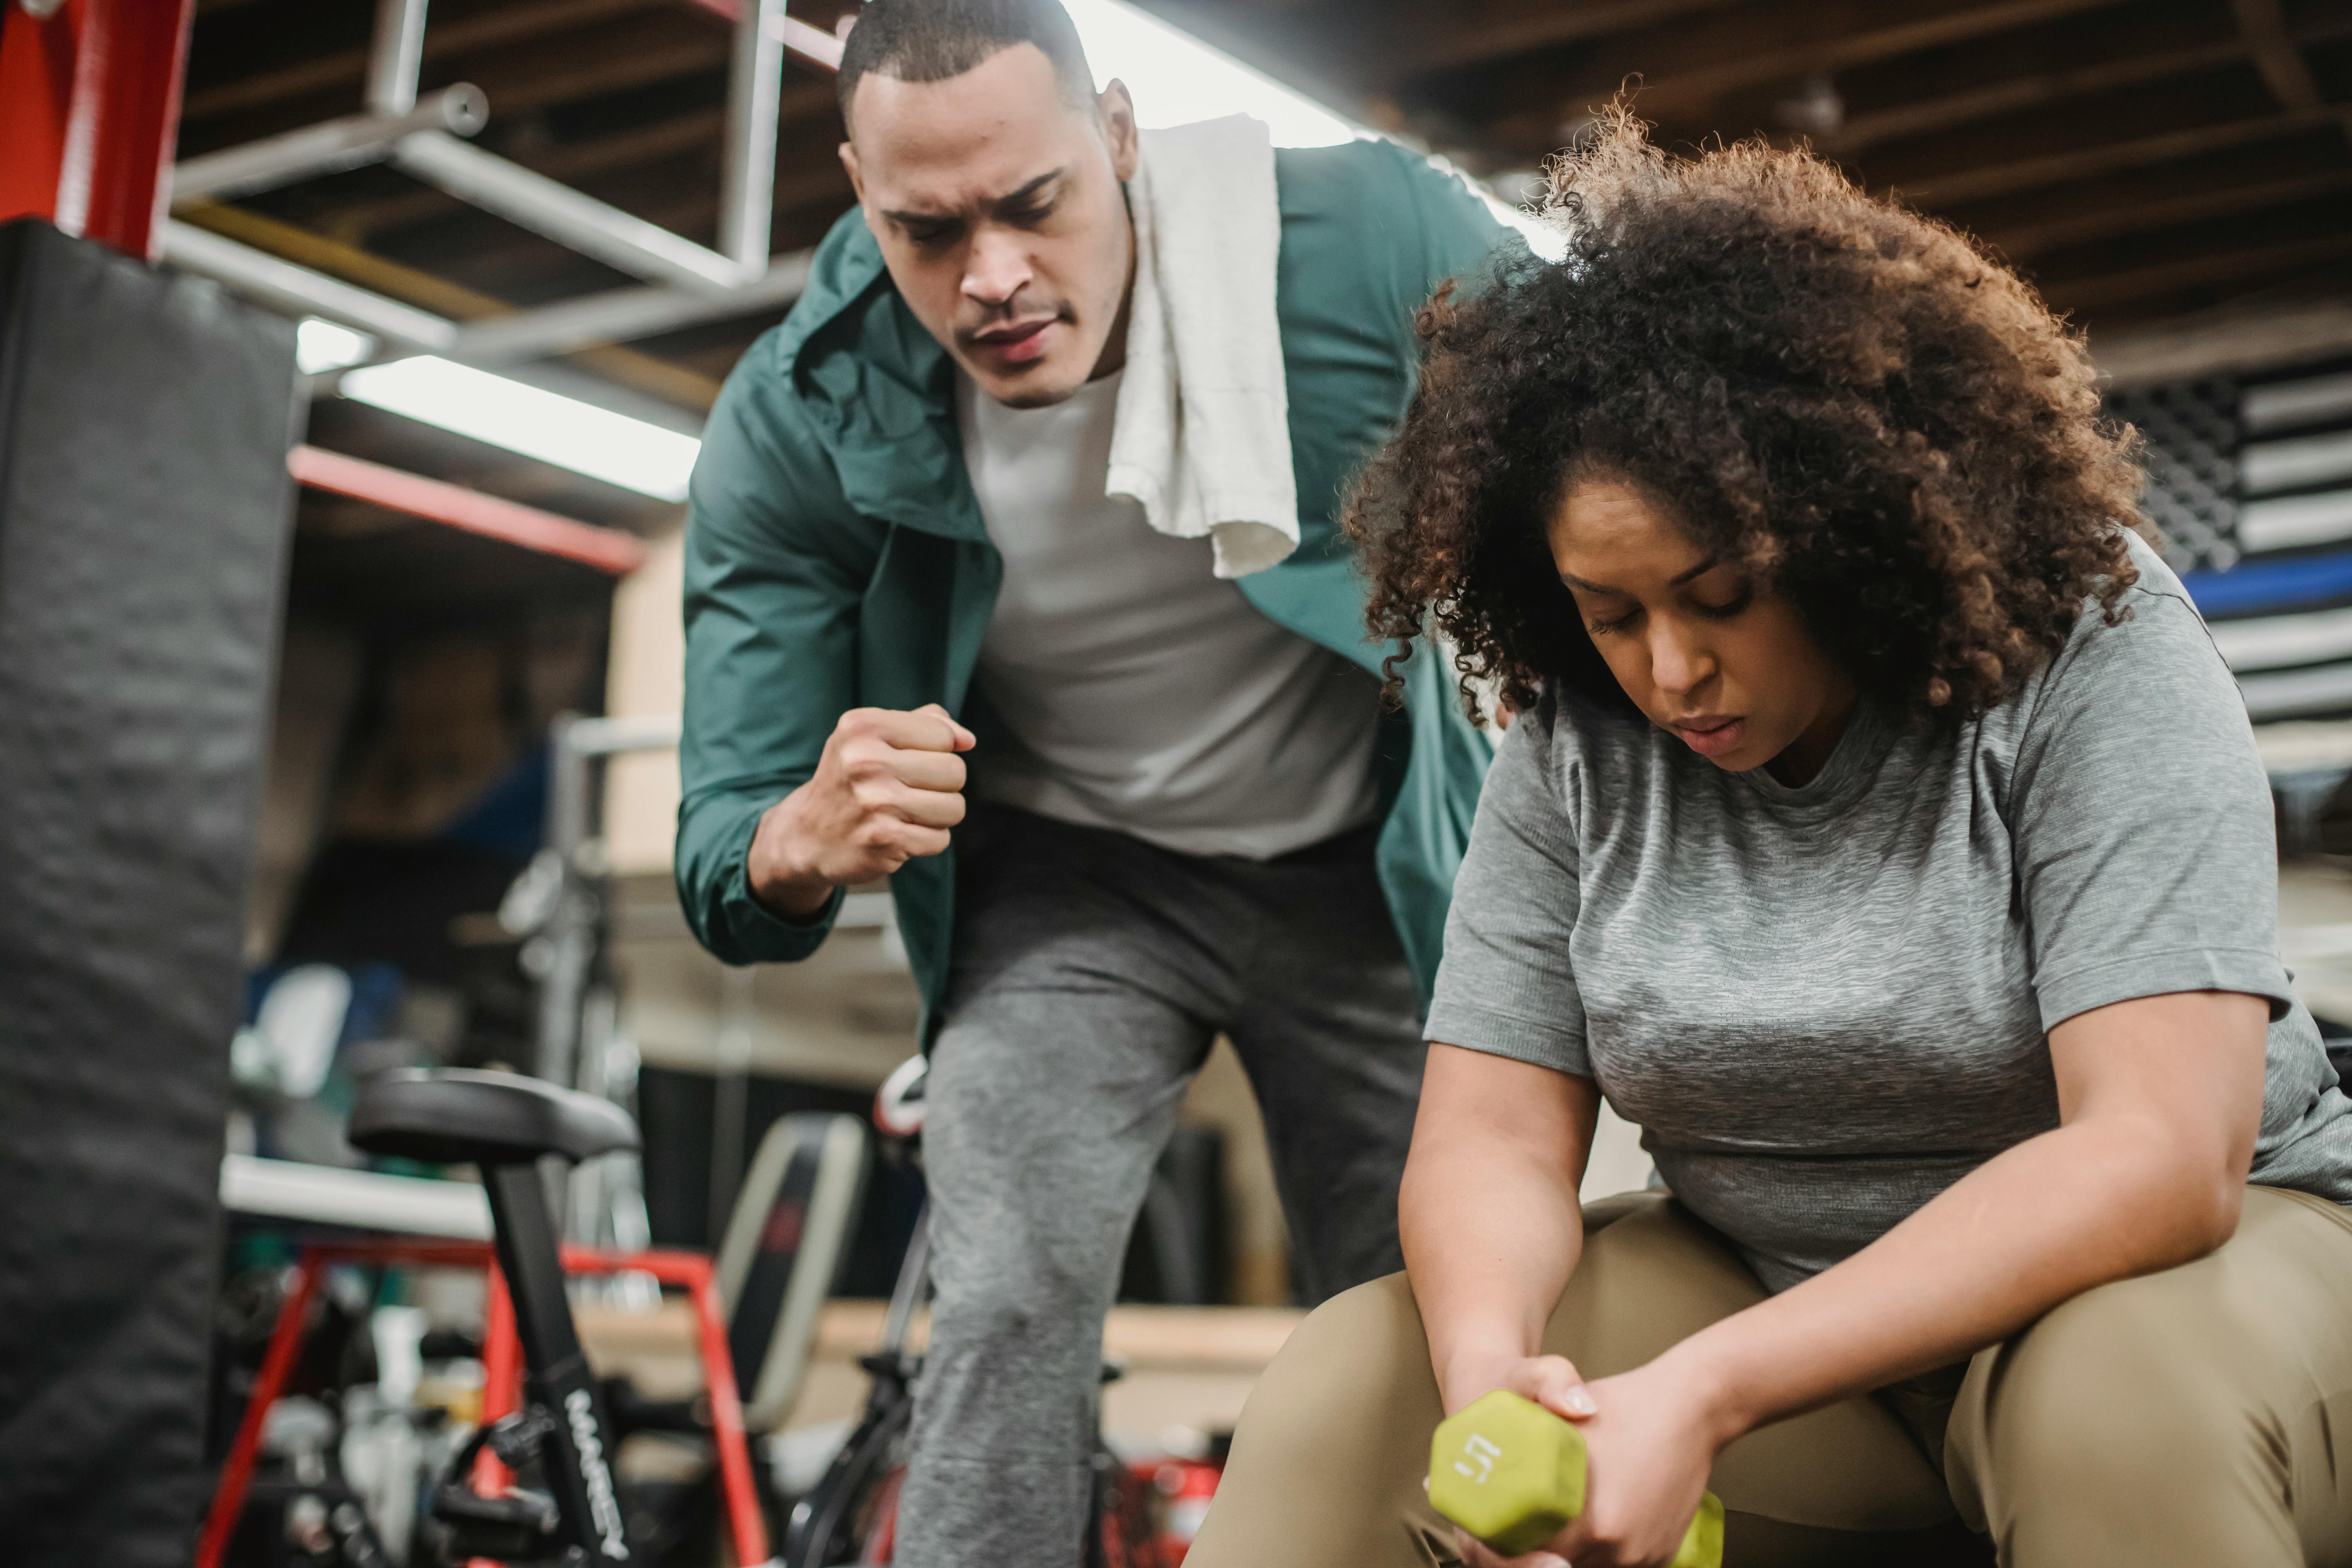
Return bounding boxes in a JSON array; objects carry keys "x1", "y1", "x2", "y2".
[{"x1": 197, "y1": 1238, "x2": 769, "y2": 1568}]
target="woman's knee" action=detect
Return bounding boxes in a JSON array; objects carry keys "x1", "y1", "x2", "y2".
[
  {"x1": 1233, "y1": 1272, "x2": 1440, "y2": 1455},
  {"x1": 1189, "y1": 1273, "x2": 1445, "y2": 1568},
  {"x1": 1951, "y1": 1261, "x2": 2275, "y2": 1528}
]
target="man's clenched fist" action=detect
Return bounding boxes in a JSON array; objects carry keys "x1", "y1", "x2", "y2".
[{"x1": 747, "y1": 704, "x2": 976, "y2": 920}]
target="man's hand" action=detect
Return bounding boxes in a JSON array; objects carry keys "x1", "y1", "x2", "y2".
[{"x1": 748, "y1": 704, "x2": 976, "y2": 920}]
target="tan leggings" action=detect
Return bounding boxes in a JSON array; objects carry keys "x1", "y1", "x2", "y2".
[{"x1": 1186, "y1": 1188, "x2": 2352, "y2": 1568}]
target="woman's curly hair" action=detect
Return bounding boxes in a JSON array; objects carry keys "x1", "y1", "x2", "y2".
[{"x1": 1349, "y1": 110, "x2": 2151, "y2": 723}]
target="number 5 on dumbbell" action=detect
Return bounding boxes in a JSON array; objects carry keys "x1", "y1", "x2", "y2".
[{"x1": 1428, "y1": 1390, "x2": 1725, "y2": 1567}]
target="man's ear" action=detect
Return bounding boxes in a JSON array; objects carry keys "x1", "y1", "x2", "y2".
[
  {"x1": 1100, "y1": 79, "x2": 1140, "y2": 182},
  {"x1": 840, "y1": 140, "x2": 873, "y2": 232}
]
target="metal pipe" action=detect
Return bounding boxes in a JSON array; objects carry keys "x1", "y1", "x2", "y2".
[
  {"x1": 780, "y1": 12, "x2": 844, "y2": 70},
  {"x1": 391, "y1": 129, "x2": 748, "y2": 293},
  {"x1": 288, "y1": 445, "x2": 650, "y2": 575},
  {"x1": 449, "y1": 252, "x2": 811, "y2": 364},
  {"x1": 564, "y1": 713, "x2": 684, "y2": 757},
  {"x1": 367, "y1": 0, "x2": 430, "y2": 115},
  {"x1": 160, "y1": 220, "x2": 458, "y2": 350},
  {"x1": 720, "y1": 0, "x2": 788, "y2": 270},
  {"x1": 172, "y1": 85, "x2": 486, "y2": 203}
]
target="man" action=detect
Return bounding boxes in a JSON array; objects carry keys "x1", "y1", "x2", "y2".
[{"x1": 675, "y1": 1, "x2": 1510, "y2": 1560}]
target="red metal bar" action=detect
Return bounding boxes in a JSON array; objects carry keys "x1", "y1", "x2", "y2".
[
  {"x1": 195, "y1": 1255, "x2": 324, "y2": 1568},
  {"x1": 0, "y1": 0, "x2": 195, "y2": 261},
  {"x1": 60, "y1": 0, "x2": 194, "y2": 259},
  {"x1": 288, "y1": 444, "x2": 651, "y2": 576},
  {"x1": 474, "y1": 1265, "x2": 521, "y2": 1495},
  {"x1": 0, "y1": 2, "x2": 82, "y2": 230},
  {"x1": 690, "y1": 1260, "x2": 771, "y2": 1564},
  {"x1": 555, "y1": 1245, "x2": 771, "y2": 1565},
  {"x1": 198, "y1": 1238, "x2": 769, "y2": 1568}
]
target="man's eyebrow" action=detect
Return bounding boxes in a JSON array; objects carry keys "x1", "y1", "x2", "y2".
[
  {"x1": 990, "y1": 169, "x2": 1064, "y2": 212},
  {"x1": 881, "y1": 168, "x2": 1065, "y2": 229}
]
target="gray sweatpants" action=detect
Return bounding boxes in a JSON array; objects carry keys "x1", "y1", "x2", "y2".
[{"x1": 895, "y1": 804, "x2": 1428, "y2": 1568}]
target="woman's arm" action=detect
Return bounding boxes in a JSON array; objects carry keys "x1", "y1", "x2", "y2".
[
  {"x1": 1403, "y1": 1044, "x2": 1601, "y2": 1415},
  {"x1": 1492, "y1": 989, "x2": 2269, "y2": 1568},
  {"x1": 1669, "y1": 987, "x2": 2266, "y2": 1435}
]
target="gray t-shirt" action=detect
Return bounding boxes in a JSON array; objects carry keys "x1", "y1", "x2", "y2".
[
  {"x1": 955, "y1": 370, "x2": 1381, "y2": 859},
  {"x1": 1427, "y1": 533, "x2": 2352, "y2": 1292}
]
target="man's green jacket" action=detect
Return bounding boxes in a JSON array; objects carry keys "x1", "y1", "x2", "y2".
[{"x1": 677, "y1": 136, "x2": 1512, "y2": 1040}]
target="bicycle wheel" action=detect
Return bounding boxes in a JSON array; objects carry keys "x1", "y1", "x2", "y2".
[{"x1": 784, "y1": 1395, "x2": 913, "y2": 1568}]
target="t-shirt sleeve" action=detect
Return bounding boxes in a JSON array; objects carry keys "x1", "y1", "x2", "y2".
[
  {"x1": 1424, "y1": 700, "x2": 1593, "y2": 1076},
  {"x1": 2011, "y1": 552, "x2": 2294, "y2": 1029}
]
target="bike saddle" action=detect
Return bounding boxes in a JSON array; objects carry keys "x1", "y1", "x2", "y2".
[{"x1": 349, "y1": 1068, "x2": 639, "y2": 1167}]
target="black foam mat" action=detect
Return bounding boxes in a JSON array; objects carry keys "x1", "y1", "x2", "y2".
[{"x1": 0, "y1": 219, "x2": 296, "y2": 1566}]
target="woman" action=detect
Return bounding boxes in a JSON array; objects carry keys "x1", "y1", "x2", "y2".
[{"x1": 1184, "y1": 117, "x2": 2352, "y2": 1568}]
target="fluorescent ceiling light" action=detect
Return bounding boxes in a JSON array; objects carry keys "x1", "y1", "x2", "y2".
[
  {"x1": 339, "y1": 356, "x2": 701, "y2": 501},
  {"x1": 1057, "y1": 1, "x2": 1568, "y2": 260},
  {"x1": 1062, "y1": 0, "x2": 1354, "y2": 147},
  {"x1": 297, "y1": 317, "x2": 376, "y2": 375}
]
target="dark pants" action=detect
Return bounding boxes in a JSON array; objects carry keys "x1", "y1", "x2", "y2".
[{"x1": 896, "y1": 804, "x2": 1428, "y2": 1568}]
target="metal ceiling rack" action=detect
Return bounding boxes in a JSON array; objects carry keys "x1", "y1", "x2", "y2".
[{"x1": 162, "y1": 0, "x2": 840, "y2": 379}]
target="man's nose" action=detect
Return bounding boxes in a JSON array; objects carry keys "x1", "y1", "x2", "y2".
[{"x1": 962, "y1": 227, "x2": 1032, "y2": 307}]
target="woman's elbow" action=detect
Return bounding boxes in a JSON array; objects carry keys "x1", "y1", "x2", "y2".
[
  {"x1": 2121, "y1": 1129, "x2": 2249, "y2": 1267},
  {"x1": 2172, "y1": 1171, "x2": 2244, "y2": 1261}
]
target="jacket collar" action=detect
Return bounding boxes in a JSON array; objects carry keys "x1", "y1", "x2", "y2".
[{"x1": 774, "y1": 208, "x2": 990, "y2": 544}]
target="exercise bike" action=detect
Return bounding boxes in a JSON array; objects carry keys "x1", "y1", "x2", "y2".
[
  {"x1": 782, "y1": 1055, "x2": 1158, "y2": 1568},
  {"x1": 345, "y1": 1063, "x2": 1158, "y2": 1568},
  {"x1": 346, "y1": 1068, "x2": 692, "y2": 1567}
]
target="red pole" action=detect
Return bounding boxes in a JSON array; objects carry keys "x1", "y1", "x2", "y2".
[
  {"x1": 0, "y1": 0, "x2": 194, "y2": 261},
  {"x1": 689, "y1": 1259, "x2": 773, "y2": 1565},
  {"x1": 194, "y1": 1255, "x2": 323, "y2": 1568}
]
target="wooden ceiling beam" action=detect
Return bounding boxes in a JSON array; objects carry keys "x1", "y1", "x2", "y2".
[
  {"x1": 1829, "y1": 2, "x2": 2352, "y2": 154},
  {"x1": 1455, "y1": 0, "x2": 2133, "y2": 148},
  {"x1": 2233, "y1": 0, "x2": 2326, "y2": 109},
  {"x1": 182, "y1": 0, "x2": 658, "y2": 121},
  {"x1": 1980, "y1": 167, "x2": 2352, "y2": 260},
  {"x1": 1370, "y1": 0, "x2": 1744, "y2": 78},
  {"x1": 423, "y1": 16, "x2": 732, "y2": 119},
  {"x1": 1828, "y1": 40, "x2": 2229, "y2": 154},
  {"x1": 2040, "y1": 232, "x2": 2352, "y2": 311},
  {"x1": 1884, "y1": 104, "x2": 2348, "y2": 204},
  {"x1": 1944, "y1": 128, "x2": 2351, "y2": 241}
]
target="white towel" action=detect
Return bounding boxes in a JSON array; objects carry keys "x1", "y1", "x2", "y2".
[{"x1": 1107, "y1": 117, "x2": 1298, "y2": 580}]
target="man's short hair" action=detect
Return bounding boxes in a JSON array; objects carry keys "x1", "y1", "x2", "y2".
[{"x1": 837, "y1": 0, "x2": 1098, "y2": 125}]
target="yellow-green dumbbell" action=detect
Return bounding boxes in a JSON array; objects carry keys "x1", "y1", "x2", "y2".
[{"x1": 1428, "y1": 1390, "x2": 1725, "y2": 1566}]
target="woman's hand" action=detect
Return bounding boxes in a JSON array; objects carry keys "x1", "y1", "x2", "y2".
[{"x1": 1448, "y1": 1358, "x2": 1726, "y2": 1568}]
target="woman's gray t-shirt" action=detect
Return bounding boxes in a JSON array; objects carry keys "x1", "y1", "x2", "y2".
[{"x1": 1426, "y1": 533, "x2": 2352, "y2": 1293}]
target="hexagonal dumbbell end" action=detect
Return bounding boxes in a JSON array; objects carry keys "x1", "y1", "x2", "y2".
[
  {"x1": 1428, "y1": 1390, "x2": 1586, "y2": 1557},
  {"x1": 1426, "y1": 1389, "x2": 1726, "y2": 1568}
]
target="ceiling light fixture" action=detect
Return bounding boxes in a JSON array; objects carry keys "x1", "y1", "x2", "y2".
[
  {"x1": 296, "y1": 317, "x2": 377, "y2": 375},
  {"x1": 338, "y1": 356, "x2": 701, "y2": 501},
  {"x1": 1060, "y1": 0, "x2": 1353, "y2": 147}
]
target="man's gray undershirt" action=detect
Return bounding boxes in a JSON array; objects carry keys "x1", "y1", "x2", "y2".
[
  {"x1": 954, "y1": 370, "x2": 1381, "y2": 859},
  {"x1": 1427, "y1": 532, "x2": 2352, "y2": 1292}
]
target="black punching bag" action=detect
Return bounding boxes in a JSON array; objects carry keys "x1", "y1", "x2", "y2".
[{"x1": 0, "y1": 218, "x2": 296, "y2": 1565}]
